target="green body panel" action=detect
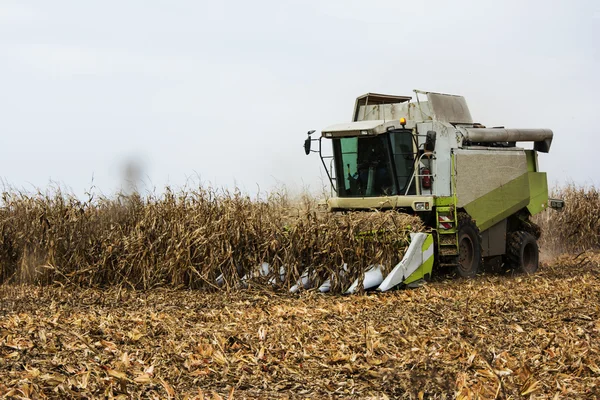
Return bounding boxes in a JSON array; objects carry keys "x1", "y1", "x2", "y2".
[
  {"x1": 403, "y1": 234, "x2": 434, "y2": 285},
  {"x1": 526, "y1": 172, "x2": 548, "y2": 216},
  {"x1": 462, "y1": 173, "x2": 530, "y2": 232},
  {"x1": 525, "y1": 150, "x2": 537, "y2": 172},
  {"x1": 434, "y1": 196, "x2": 455, "y2": 207}
]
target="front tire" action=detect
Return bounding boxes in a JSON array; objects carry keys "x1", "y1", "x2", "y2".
[
  {"x1": 456, "y1": 213, "x2": 482, "y2": 278},
  {"x1": 507, "y1": 231, "x2": 539, "y2": 274}
]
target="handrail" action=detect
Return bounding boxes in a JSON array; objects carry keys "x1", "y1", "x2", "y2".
[
  {"x1": 318, "y1": 137, "x2": 337, "y2": 193},
  {"x1": 404, "y1": 152, "x2": 435, "y2": 196}
]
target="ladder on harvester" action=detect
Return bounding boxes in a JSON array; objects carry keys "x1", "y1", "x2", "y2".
[{"x1": 436, "y1": 198, "x2": 459, "y2": 267}]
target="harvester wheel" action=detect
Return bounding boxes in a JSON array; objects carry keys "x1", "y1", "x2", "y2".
[
  {"x1": 507, "y1": 231, "x2": 539, "y2": 274},
  {"x1": 456, "y1": 213, "x2": 482, "y2": 278},
  {"x1": 520, "y1": 219, "x2": 542, "y2": 239}
]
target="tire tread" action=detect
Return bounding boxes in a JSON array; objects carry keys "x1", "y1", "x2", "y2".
[
  {"x1": 507, "y1": 230, "x2": 539, "y2": 274},
  {"x1": 455, "y1": 212, "x2": 483, "y2": 278}
]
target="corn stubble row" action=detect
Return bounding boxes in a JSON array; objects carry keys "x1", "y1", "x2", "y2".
[
  {"x1": 1, "y1": 259, "x2": 598, "y2": 399},
  {"x1": 0, "y1": 188, "x2": 423, "y2": 292}
]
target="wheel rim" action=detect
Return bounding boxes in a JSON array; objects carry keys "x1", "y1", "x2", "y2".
[
  {"x1": 458, "y1": 234, "x2": 474, "y2": 273},
  {"x1": 522, "y1": 242, "x2": 537, "y2": 273}
]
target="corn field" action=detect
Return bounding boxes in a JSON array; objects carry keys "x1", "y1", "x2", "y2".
[
  {"x1": 0, "y1": 185, "x2": 599, "y2": 398},
  {"x1": 0, "y1": 187, "x2": 422, "y2": 292},
  {"x1": 0, "y1": 185, "x2": 596, "y2": 292},
  {"x1": 0, "y1": 184, "x2": 597, "y2": 291},
  {"x1": 535, "y1": 184, "x2": 600, "y2": 255}
]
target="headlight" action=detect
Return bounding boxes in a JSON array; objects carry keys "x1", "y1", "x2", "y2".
[
  {"x1": 414, "y1": 202, "x2": 430, "y2": 211},
  {"x1": 549, "y1": 199, "x2": 564, "y2": 210}
]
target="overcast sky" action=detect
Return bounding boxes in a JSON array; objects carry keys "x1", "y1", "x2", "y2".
[{"x1": 1, "y1": 0, "x2": 598, "y2": 197}]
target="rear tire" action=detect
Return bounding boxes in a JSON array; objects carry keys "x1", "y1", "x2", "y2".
[
  {"x1": 507, "y1": 231, "x2": 539, "y2": 274},
  {"x1": 521, "y1": 219, "x2": 541, "y2": 240},
  {"x1": 456, "y1": 213, "x2": 482, "y2": 278}
]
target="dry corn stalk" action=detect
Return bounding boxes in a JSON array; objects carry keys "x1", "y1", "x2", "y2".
[
  {"x1": 0, "y1": 187, "x2": 423, "y2": 292},
  {"x1": 535, "y1": 184, "x2": 600, "y2": 255}
]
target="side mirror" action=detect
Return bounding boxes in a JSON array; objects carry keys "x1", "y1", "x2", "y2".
[
  {"x1": 304, "y1": 130, "x2": 316, "y2": 155},
  {"x1": 425, "y1": 131, "x2": 436, "y2": 152},
  {"x1": 304, "y1": 138, "x2": 311, "y2": 155}
]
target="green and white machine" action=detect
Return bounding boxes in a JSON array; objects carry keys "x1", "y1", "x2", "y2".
[{"x1": 303, "y1": 90, "x2": 563, "y2": 292}]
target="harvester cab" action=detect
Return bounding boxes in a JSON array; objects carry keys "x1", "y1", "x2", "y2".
[{"x1": 304, "y1": 90, "x2": 563, "y2": 292}]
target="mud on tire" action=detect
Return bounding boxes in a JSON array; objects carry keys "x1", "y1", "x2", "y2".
[
  {"x1": 507, "y1": 230, "x2": 539, "y2": 274},
  {"x1": 456, "y1": 212, "x2": 482, "y2": 278},
  {"x1": 520, "y1": 220, "x2": 541, "y2": 240}
]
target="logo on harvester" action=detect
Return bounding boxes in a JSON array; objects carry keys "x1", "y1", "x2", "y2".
[{"x1": 438, "y1": 215, "x2": 453, "y2": 230}]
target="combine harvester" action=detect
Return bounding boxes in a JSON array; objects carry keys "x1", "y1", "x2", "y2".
[
  {"x1": 298, "y1": 90, "x2": 563, "y2": 293},
  {"x1": 217, "y1": 90, "x2": 563, "y2": 293}
]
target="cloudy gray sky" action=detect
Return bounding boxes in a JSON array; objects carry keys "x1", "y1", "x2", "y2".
[{"x1": 1, "y1": 0, "x2": 598, "y2": 197}]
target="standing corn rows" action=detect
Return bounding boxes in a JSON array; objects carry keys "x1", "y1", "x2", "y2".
[
  {"x1": 0, "y1": 187, "x2": 422, "y2": 292},
  {"x1": 534, "y1": 185, "x2": 600, "y2": 254}
]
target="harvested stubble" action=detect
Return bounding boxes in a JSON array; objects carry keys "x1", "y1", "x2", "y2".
[
  {"x1": 1, "y1": 256, "x2": 599, "y2": 399},
  {"x1": 0, "y1": 188, "x2": 423, "y2": 293}
]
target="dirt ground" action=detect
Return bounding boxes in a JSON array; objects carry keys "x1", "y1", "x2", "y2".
[{"x1": 1, "y1": 255, "x2": 599, "y2": 399}]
